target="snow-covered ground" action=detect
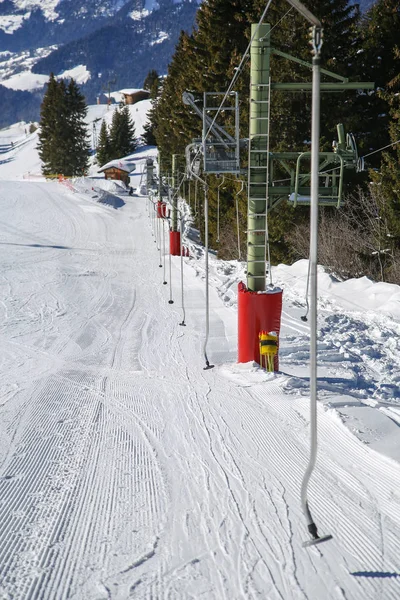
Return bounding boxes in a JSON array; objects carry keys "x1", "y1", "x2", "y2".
[{"x1": 0, "y1": 119, "x2": 400, "y2": 599}]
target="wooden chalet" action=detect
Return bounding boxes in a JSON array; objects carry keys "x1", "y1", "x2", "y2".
[
  {"x1": 98, "y1": 159, "x2": 136, "y2": 186},
  {"x1": 119, "y1": 88, "x2": 150, "y2": 105}
]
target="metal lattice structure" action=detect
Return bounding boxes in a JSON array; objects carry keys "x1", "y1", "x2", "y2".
[{"x1": 182, "y1": 92, "x2": 241, "y2": 175}]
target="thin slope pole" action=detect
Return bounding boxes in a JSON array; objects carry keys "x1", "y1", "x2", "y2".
[
  {"x1": 179, "y1": 208, "x2": 186, "y2": 326},
  {"x1": 300, "y1": 23, "x2": 332, "y2": 548},
  {"x1": 202, "y1": 183, "x2": 213, "y2": 369},
  {"x1": 162, "y1": 218, "x2": 167, "y2": 285},
  {"x1": 216, "y1": 175, "x2": 224, "y2": 243},
  {"x1": 185, "y1": 143, "x2": 213, "y2": 369}
]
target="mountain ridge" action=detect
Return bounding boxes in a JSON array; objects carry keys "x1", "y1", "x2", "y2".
[
  {"x1": 0, "y1": 0, "x2": 375, "y2": 126},
  {"x1": 0, "y1": 0, "x2": 198, "y2": 125}
]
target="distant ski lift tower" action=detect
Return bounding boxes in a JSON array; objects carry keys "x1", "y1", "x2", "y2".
[
  {"x1": 203, "y1": 92, "x2": 240, "y2": 174},
  {"x1": 182, "y1": 91, "x2": 241, "y2": 175}
]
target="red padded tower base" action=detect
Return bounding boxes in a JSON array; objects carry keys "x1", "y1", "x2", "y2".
[
  {"x1": 169, "y1": 231, "x2": 181, "y2": 256},
  {"x1": 237, "y1": 282, "x2": 283, "y2": 370}
]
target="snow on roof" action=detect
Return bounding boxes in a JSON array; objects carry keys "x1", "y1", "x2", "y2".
[
  {"x1": 98, "y1": 159, "x2": 137, "y2": 174},
  {"x1": 119, "y1": 88, "x2": 149, "y2": 95}
]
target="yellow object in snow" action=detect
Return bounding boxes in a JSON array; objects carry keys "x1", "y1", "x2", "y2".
[{"x1": 259, "y1": 331, "x2": 278, "y2": 372}]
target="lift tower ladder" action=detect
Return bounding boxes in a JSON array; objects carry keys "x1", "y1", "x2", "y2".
[{"x1": 247, "y1": 23, "x2": 271, "y2": 292}]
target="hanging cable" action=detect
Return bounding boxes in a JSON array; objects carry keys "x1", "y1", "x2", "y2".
[
  {"x1": 301, "y1": 259, "x2": 311, "y2": 321},
  {"x1": 194, "y1": 178, "x2": 198, "y2": 216},
  {"x1": 362, "y1": 138, "x2": 400, "y2": 159},
  {"x1": 202, "y1": 180, "x2": 214, "y2": 369},
  {"x1": 300, "y1": 22, "x2": 332, "y2": 548},
  {"x1": 203, "y1": 0, "x2": 274, "y2": 145},
  {"x1": 262, "y1": 6, "x2": 294, "y2": 37},
  {"x1": 157, "y1": 202, "x2": 161, "y2": 252},
  {"x1": 235, "y1": 180, "x2": 245, "y2": 261},
  {"x1": 179, "y1": 209, "x2": 186, "y2": 326},
  {"x1": 159, "y1": 212, "x2": 163, "y2": 267},
  {"x1": 168, "y1": 243, "x2": 173, "y2": 304},
  {"x1": 162, "y1": 217, "x2": 167, "y2": 285},
  {"x1": 217, "y1": 175, "x2": 225, "y2": 243},
  {"x1": 185, "y1": 143, "x2": 214, "y2": 369}
]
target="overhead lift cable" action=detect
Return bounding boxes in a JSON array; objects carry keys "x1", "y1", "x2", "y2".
[{"x1": 203, "y1": 0, "x2": 274, "y2": 146}]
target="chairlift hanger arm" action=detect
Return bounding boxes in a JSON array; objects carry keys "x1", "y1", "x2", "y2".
[
  {"x1": 271, "y1": 82, "x2": 374, "y2": 91},
  {"x1": 284, "y1": 0, "x2": 321, "y2": 26},
  {"x1": 182, "y1": 92, "x2": 235, "y2": 145},
  {"x1": 271, "y1": 48, "x2": 348, "y2": 82}
]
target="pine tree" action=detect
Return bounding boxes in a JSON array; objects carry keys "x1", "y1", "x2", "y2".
[
  {"x1": 142, "y1": 116, "x2": 157, "y2": 146},
  {"x1": 38, "y1": 75, "x2": 90, "y2": 177},
  {"x1": 38, "y1": 74, "x2": 67, "y2": 175},
  {"x1": 109, "y1": 106, "x2": 138, "y2": 159},
  {"x1": 380, "y1": 64, "x2": 400, "y2": 221},
  {"x1": 143, "y1": 70, "x2": 161, "y2": 99},
  {"x1": 353, "y1": 0, "x2": 400, "y2": 164},
  {"x1": 371, "y1": 45, "x2": 400, "y2": 271},
  {"x1": 63, "y1": 79, "x2": 90, "y2": 176},
  {"x1": 96, "y1": 120, "x2": 112, "y2": 166}
]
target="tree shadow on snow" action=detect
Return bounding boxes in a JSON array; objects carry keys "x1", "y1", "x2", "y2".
[
  {"x1": 1, "y1": 242, "x2": 71, "y2": 250},
  {"x1": 351, "y1": 571, "x2": 400, "y2": 578}
]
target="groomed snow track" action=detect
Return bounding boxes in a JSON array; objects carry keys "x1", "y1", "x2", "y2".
[{"x1": 0, "y1": 181, "x2": 400, "y2": 599}]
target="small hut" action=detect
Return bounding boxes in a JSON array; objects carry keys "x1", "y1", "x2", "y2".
[
  {"x1": 98, "y1": 159, "x2": 136, "y2": 186},
  {"x1": 119, "y1": 88, "x2": 150, "y2": 105},
  {"x1": 96, "y1": 93, "x2": 109, "y2": 105}
]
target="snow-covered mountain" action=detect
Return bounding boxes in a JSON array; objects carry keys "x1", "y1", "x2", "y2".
[
  {"x1": 0, "y1": 0, "x2": 199, "y2": 125},
  {"x1": 0, "y1": 0, "x2": 376, "y2": 127}
]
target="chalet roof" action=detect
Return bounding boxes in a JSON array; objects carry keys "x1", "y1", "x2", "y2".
[
  {"x1": 119, "y1": 88, "x2": 149, "y2": 96},
  {"x1": 98, "y1": 159, "x2": 137, "y2": 174}
]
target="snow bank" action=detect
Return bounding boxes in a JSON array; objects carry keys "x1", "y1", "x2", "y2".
[{"x1": 275, "y1": 260, "x2": 400, "y2": 319}]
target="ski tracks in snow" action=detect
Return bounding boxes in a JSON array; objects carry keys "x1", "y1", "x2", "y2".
[{"x1": 1, "y1": 183, "x2": 400, "y2": 599}]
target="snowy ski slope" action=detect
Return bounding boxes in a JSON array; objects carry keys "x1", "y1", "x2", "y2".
[{"x1": 0, "y1": 118, "x2": 400, "y2": 598}]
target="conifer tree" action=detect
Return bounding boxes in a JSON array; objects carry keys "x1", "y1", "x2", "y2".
[
  {"x1": 142, "y1": 117, "x2": 157, "y2": 146},
  {"x1": 109, "y1": 106, "x2": 138, "y2": 159},
  {"x1": 371, "y1": 46, "x2": 400, "y2": 265},
  {"x1": 379, "y1": 65, "x2": 400, "y2": 221},
  {"x1": 354, "y1": 0, "x2": 400, "y2": 163},
  {"x1": 38, "y1": 74, "x2": 90, "y2": 177},
  {"x1": 63, "y1": 79, "x2": 90, "y2": 176},
  {"x1": 143, "y1": 70, "x2": 161, "y2": 99},
  {"x1": 38, "y1": 74, "x2": 67, "y2": 175},
  {"x1": 96, "y1": 120, "x2": 112, "y2": 166}
]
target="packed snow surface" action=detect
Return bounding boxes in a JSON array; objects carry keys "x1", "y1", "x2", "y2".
[{"x1": 0, "y1": 117, "x2": 400, "y2": 599}]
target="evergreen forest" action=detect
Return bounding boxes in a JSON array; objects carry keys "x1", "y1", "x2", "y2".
[{"x1": 149, "y1": 0, "x2": 400, "y2": 284}]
